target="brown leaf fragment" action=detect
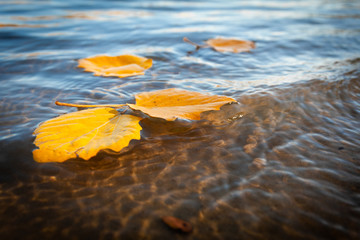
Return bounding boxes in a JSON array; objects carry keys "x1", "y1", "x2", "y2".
[{"x1": 162, "y1": 216, "x2": 192, "y2": 233}]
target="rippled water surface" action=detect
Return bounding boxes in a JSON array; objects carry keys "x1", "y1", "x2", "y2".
[{"x1": 1, "y1": 0, "x2": 360, "y2": 239}]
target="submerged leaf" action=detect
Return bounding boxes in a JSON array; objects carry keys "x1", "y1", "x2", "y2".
[
  {"x1": 206, "y1": 37, "x2": 255, "y2": 53},
  {"x1": 33, "y1": 108, "x2": 142, "y2": 163},
  {"x1": 162, "y1": 216, "x2": 192, "y2": 233},
  {"x1": 127, "y1": 88, "x2": 236, "y2": 121},
  {"x1": 78, "y1": 54, "x2": 152, "y2": 78}
]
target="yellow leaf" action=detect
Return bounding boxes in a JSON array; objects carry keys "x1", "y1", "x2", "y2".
[
  {"x1": 206, "y1": 38, "x2": 255, "y2": 53},
  {"x1": 33, "y1": 108, "x2": 142, "y2": 163},
  {"x1": 127, "y1": 88, "x2": 236, "y2": 121},
  {"x1": 78, "y1": 54, "x2": 152, "y2": 78}
]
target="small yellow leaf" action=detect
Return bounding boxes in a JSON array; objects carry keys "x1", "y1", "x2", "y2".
[
  {"x1": 33, "y1": 108, "x2": 142, "y2": 163},
  {"x1": 206, "y1": 38, "x2": 255, "y2": 53},
  {"x1": 127, "y1": 88, "x2": 236, "y2": 121},
  {"x1": 78, "y1": 55, "x2": 152, "y2": 78}
]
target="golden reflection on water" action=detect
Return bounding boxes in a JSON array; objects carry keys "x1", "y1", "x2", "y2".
[
  {"x1": 9, "y1": 10, "x2": 152, "y2": 22},
  {"x1": 0, "y1": 1, "x2": 29, "y2": 4},
  {"x1": 0, "y1": 23, "x2": 47, "y2": 28}
]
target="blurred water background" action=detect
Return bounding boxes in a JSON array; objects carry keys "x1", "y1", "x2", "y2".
[{"x1": 0, "y1": 0, "x2": 359, "y2": 239}]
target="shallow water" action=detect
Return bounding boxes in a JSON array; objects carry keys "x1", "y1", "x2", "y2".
[{"x1": 0, "y1": 0, "x2": 360, "y2": 239}]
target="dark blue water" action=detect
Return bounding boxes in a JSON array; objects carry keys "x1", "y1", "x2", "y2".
[{"x1": 1, "y1": 0, "x2": 360, "y2": 239}]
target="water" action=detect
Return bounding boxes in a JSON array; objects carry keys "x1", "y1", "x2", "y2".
[{"x1": 0, "y1": 0, "x2": 360, "y2": 239}]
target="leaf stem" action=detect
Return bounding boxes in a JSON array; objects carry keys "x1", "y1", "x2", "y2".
[
  {"x1": 183, "y1": 37, "x2": 208, "y2": 50},
  {"x1": 55, "y1": 101, "x2": 126, "y2": 108}
]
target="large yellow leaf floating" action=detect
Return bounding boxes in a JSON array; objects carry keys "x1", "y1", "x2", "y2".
[
  {"x1": 205, "y1": 38, "x2": 255, "y2": 53},
  {"x1": 33, "y1": 108, "x2": 142, "y2": 163},
  {"x1": 78, "y1": 54, "x2": 152, "y2": 78},
  {"x1": 127, "y1": 88, "x2": 237, "y2": 121}
]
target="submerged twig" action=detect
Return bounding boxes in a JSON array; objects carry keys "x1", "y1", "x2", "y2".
[{"x1": 55, "y1": 101, "x2": 126, "y2": 108}]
